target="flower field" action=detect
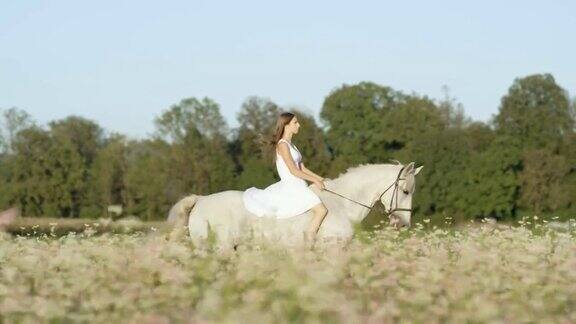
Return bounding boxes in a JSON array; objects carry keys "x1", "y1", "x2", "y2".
[{"x1": 0, "y1": 220, "x2": 574, "y2": 323}]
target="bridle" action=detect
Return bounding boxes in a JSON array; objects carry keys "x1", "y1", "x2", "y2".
[{"x1": 322, "y1": 165, "x2": 412, "y2": 218}]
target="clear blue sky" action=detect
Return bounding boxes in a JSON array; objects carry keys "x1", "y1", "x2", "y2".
[{"x1": 1, "y1": 1, "x2": 575, "y2": 139}]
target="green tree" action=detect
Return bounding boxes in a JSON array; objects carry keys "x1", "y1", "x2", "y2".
[
  {"x1": 48, "y1": 116, "x2": 105, "y2": 216},
  {"x1": 155, "y1": 97, "x2": 236, "y2": 195},
  {"x1": 6, "y1": 126, "x2": 85, "y2": 217},
  {"x1": 438, "y1": 85, "x2": 472, "y2": 129},
  {"x1": 49, "y1": 116, "x2": 104, "y2": 165},
  {"x1": 408, "y1": 128, "x2": 471, "y2": 220},
  {"x1": 383, "y1": 95, "x2": 446, "y2": 163},
  {"x1": 518, "y1": 148, "x2": 570, "y2": 214},
  {"x1": 461, "y1": 121, "x2": 495, "y2": 152},
  {"x1": 233, "y1": 96, "x2": 280, "y2": 189},
  {"x1": 85, "y1": 133, "x2": 129, "y2": 217},
  {"x1": 0, "y1": 107, "x2": 34, "y2": 154},
  {"x1": 463, "y1": 136, "x2": 522, "y2": 220},
  {"x1": 548, "y1": 132, "x2": 576, "y2": 218},
  {"x1": 320, "y1": 82, "x2": 447, "y2": 177},
  {"x1": 288, "y1": 108, "x2": 332, "y2": 177},
  {"x1": 124, "y1": 139, "x2": 172, "y2": 220},
  {"x1": 155, "y1": 97, "x2": 229, "y2": 142},
  {"x1": 0, "y1": 108, "x2": 35, "y2": 210},
  {"x1": 494, "y1": 73, "x2": 574, "y2": 149},
  {"x1": 320, "y1": 82, "x2": 400, "y2": 174}
]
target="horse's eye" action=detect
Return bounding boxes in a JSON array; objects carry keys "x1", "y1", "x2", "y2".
[{"x1": 403, "y1": 190, "x2": 409, "y2": 195}]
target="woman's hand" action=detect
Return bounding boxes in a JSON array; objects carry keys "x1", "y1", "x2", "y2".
[{"x1": 313, "y1": 179, "x2": 325, "y2": 190}]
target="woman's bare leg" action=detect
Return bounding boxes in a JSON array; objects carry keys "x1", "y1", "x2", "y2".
[
  {"x1": 307, "y1": 203, "x2": 328, "y2": 236},
  {"x1": 302, "y1": 183, "x2": 328, "y2": 247},
  {"x1": 303, "y1": 203, "x2": 328, "y2": 248}
]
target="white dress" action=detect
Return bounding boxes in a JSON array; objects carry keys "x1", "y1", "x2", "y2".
[{"x1": 242, "y1": 138, "x2": 322, "y2": 218}]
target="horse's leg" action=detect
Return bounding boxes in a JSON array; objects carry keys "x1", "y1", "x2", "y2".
[
  {"x1": 190, "y1": 214, "x2": 236, "y2": 252},
  {"x1": 313, "y1": 215, "x2": 355, "y2": 250},
  {"x1": 189, "y1": 191, "x2": 247, "y2": 252},
  {"x1": 211, "y1": 224, "x2": 237, "y2": 252},
  {"x1": 188, "y1": 209, "x2": 209, "y2": 248}
]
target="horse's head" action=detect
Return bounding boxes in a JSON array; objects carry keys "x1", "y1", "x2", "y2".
[{"x1": 382, "y1": 161, "x2": 423, "y2": 229}]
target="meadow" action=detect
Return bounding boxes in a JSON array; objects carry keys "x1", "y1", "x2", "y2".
[{"x1": 0, "y1": 218, "x2": 574, "y2": 323}]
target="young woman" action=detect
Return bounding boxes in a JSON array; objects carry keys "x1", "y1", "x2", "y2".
[{"x1": 242, "y1": 112, "x2": 328, "y2": 244}]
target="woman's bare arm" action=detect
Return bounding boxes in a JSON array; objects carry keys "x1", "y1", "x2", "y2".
[
  {"x1": 300, "y1": 162, "x2": 324, "y2": 182},
  {"x1": 277, "y1": 143, "x2": 318, "y2": 183}
]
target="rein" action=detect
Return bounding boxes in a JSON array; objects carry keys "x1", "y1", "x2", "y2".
[{"x1": 322, "y1": 165, "x2": 412, "y2": 218}]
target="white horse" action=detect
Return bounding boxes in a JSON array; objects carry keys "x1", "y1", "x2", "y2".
[{"x1": 167, "y1": 161, "x2": 423, "y2": 250}]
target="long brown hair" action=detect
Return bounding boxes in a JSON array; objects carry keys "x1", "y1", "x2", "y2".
[{"x1": 256, "y1": 112, "x2": 295, "y2": 164}]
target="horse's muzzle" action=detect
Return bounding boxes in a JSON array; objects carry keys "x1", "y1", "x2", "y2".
[{"x1": 389, "y1": 215, "x2": 411, "y2": 230}]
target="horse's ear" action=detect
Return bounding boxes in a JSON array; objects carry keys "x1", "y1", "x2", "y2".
[
  {"x1": 414, "y1": 165, "x2": 423, "y2": 176},
  {"x1": 403, "y1": 162, "x2": 415, "y2": 175}
]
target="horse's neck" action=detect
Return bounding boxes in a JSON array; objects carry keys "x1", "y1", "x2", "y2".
[{"x1": 327, "y1": 164, "x2": 400, "y2": 223}]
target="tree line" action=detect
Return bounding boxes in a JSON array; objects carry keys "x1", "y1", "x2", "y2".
[{"x1": 0, "y1": 73, "x2": 574, "y2": 223}]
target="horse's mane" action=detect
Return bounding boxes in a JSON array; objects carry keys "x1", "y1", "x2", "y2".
[{"x1": 331, "y1": 162, "x2": 401, "y2": 182}]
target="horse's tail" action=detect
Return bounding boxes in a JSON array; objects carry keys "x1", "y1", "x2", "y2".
[{"x1": 167, "y1": 194, "x2": 199, "y2": 240}]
